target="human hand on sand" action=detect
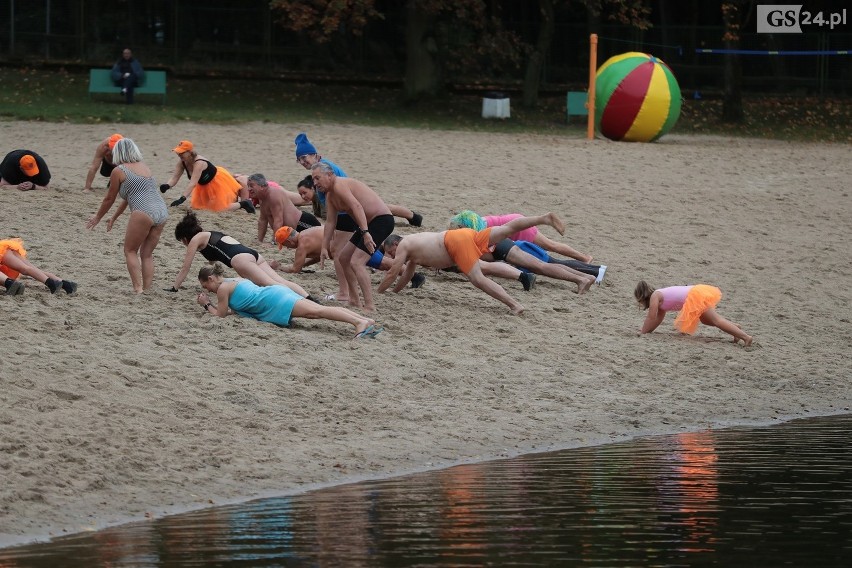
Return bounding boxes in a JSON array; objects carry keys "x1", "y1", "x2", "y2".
[
  {"x1": 85, "y1": 216, "x2": 99, "y2": 230},
  {"x1": 17, "y1": 181, "x2": 34, "y2": 191},
  {"x1": 106, "y1": 218, "x2": 117, "y2": 232},
  {"x1": 197, "y1": 292, "x2": 210, "y2": 306}
]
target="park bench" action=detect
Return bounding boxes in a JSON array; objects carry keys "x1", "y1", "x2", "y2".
[
  {"x1": 566, "y1": 91, "x2": 588, "y2": 122},
  {"x1": 88, "y1": 69, "x2": 167, "y2": 104}
]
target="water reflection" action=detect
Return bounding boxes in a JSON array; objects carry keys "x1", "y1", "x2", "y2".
[{"x1": 3, "y1": 414, "x2": 852, "y2": 566}]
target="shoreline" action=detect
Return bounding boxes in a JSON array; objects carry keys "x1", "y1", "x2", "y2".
[
  {"x1": 2, "y1": 121, "x2": 850, "y2": 549},
  {"x1": 3, "y1": 410, "x2": 849, "y2": 550}
]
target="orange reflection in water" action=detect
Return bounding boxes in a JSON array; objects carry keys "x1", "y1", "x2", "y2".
[{"x1": 666, "y1": 431, "x2": 720, "y2": 552}]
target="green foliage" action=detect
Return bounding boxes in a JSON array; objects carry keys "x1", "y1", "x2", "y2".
[{"x1": 0, "y1": 67, "x2": 848, "y2": 142}]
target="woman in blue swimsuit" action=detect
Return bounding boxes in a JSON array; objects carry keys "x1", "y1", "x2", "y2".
[
  {"x1": 170, "y1": 211, "x2": 308, "y2": 298},
  {"x1": 196, "y1": 263, "x2": 382, "y2": 338}
]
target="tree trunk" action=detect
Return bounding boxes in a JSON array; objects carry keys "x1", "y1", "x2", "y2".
[
  {"x1": 522, "y1": 0, "x2": 555, "y2": 108},
  {"x1": 403, "y1": 0, "x2": 440, "y2": 101},
  {"x1": 721, "y1": 2, "x2": 745, "y2": 123}
]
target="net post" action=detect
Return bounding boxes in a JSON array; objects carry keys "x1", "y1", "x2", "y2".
[{"x1": 587, "y1": 34, "x2": 598, "y2": 140}]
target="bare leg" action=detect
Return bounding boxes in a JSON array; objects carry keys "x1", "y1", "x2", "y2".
[
  {"x1": 331, "y1": 230, "x2": 352, "y2": 301},
  {"x1": 233, "y1": 254, "x2": 308, "y2": 296},
  {"x1": 388, "y1": 203, "x2": 414, "y2": 222},
  {"x1": 350, "y1": 248, "x2": 376, "y2": 312},
  {"x1": 534, "y1": 234, "x2": 592, "y2": 263},
  {"x1": 466, "y1": 262, "x2": 524, "y2": 315},
  {"x1": 481, "y1": 261, "x2": 523, "y2": 280},
  {"x1": 700, "y1": 308, "x2": 753, "y2": 346},
  {"x1": 140, "y1": 221, "x2": 166, "y2": 291},
  {"x1": 290, "y1": 299, "x2": 375, "y2": 335},
  {"x1": 1, "y1": 250, "x2": 56, "y2": 284},
  {"x1": 123, "y1": 211, "x2": 156, "y2": 293},
  {"x1": 489, "y1": 213, "x2": 565, "y2": 244},
  {"x1": 337, "y1": 242, "x2": 364, "y2": 309},
  {"x1": 505, "y1": 248, "x2": 594, "y2": 294}
]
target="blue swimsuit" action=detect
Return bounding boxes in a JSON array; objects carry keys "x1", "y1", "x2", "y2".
[{"x1": 228, "y1": 280, "x2": 301, "y2": 327}]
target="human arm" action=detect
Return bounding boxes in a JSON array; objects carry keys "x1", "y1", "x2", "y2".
[
  {"x1": 378, "y1": 248, "x2": 413, "y2": 293},
  {"x1": 179, "y1": 161, "x2": 204, "y2": 202},
  {"x1": 257, "y1": 206, "x2": 270, "y2": 243},
  {"x1": 172, "y1": 234, "x2": 204, "y2": 290},
  {"x1": 86, "y1": 169, "x2": 123, "y2": 229},
  {"x1": 197, "y1": 286, "x2": 232, "y2": 317},
  {"x1": 320, "y1": 199, "x2": 338, "y2": 268},
  {"x1": 106, "y1": 200, "x2": 129, "y2": 232},
  {"x1": 640, "y1": 292, "x2": 666, "y2": 334},
  {"x1": 162, "y1": 160, "x2": 183, "y2": 199},
  {"x1": 84, "y1": 145, "x2": 106, "y2": 191},
  {"x1": 131, "y1": 59, "x2": 145, "y2": 81}
]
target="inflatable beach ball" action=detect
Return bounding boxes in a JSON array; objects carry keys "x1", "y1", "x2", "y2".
[{"x1": 595, "y1": 52, "x2": 681, "y2": 142}]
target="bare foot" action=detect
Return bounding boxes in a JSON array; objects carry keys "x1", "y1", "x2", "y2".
[
  {"x1": 576, "y1": 277, "x2": 594, "y2": 295},
  {"x1": 581, "y1": 254, "x2": 593, "y2": 263},
  {"x1": 545, "y1": 212, "x2": 566, "y2": 236},
  {"x1": 83, "y1": 188, "x2": 93, "y2": 193},
  {"x1": 743, "y1": 335, "x2": 753, "y2": 347},
  {"x1": 354, "y1": 318, "x2": 376, "y2": 336},
  {"x1": 510, "y1": 302, "x2": 525, "y2": 315}
]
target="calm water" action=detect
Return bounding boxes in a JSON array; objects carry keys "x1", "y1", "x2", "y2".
[{"x1": 3, "y1": 414, "x2": 852, "y2": 567}]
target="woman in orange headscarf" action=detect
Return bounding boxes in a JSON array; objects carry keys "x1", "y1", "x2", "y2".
[{"x1": 160, "y1": 140, "x2": 255, "y2": 214}]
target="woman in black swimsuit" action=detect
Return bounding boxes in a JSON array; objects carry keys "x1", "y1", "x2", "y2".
[{"x1": 169, "y1": 211, "x2": 308, "y2": 297}]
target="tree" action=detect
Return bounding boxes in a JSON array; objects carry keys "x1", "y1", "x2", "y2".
[
  {"x1": 270, "y1": 0, "x2": 522, "y2": 101},
  {"x1": 720, "y1": 1, "x2": 755, "y2": 123},
  {"x1": 521, "y1": 0, "x2": 651, "y2": 109}
]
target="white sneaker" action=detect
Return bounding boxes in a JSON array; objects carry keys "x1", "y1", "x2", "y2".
[{"x1": 595, "y1": 265, "x2": 607, "y2": 284}]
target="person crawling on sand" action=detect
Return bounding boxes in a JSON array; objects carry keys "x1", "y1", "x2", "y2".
[
  {"x1": 168, "y1": 211, "x2": 309, "y2": 299},
  {"x1": 196, "y1": 263, "x2": 382, "y2": 339},
  {"x1": 378, "y1": 213, "x2": 567, "y2": 314},
  {"x1": 271, "y1": 225, "x2": 428, "y2": 292},
  {"x1": 634, "y1": 280, "x2": 753, "y2": 346},
  {"x1": 1, "y1": 237, "x2": 77, "y2": 295}
]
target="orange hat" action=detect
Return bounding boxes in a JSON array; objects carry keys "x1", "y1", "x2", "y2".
[
  {"x1": 173, "y1": 140, "x2": 194, "y2": 154},
  {"x1": 108, "y1": 133, "x2": 123, "y2": 150},
  {"x1": 275, "y1": 226, "x2": 294, "y2": 249},
  {"x1": 19, "y1": 154, "x2": 39, "y2": 176}
]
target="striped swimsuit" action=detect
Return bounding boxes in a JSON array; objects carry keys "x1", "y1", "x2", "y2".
[{"x1": 118, "y1": 165, "x2": 169, "y2": 225}]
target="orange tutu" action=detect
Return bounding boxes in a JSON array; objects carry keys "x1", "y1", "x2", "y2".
[
  {"x1": 0, "y1": 238, "x2": 27, "y2": 279},
  {"x1": 190, "y1": 165, "x2": 242, "y2": 212},
  {"x1": 674, "y1": 284, "x2": 722, "y2": 334}
]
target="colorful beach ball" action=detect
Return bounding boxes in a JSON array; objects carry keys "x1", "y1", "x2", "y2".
[{"x1": 595, "y1": 52, "x2": 681, "y2": 142}]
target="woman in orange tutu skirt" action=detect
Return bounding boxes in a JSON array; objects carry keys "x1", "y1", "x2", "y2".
[
  {"x1": 634, "y1": 281, "x2": 753, "y2": 346},
  {"x1": 160, "y1": 140, "x2": 255, "y2": 214},
  {"x1": 1, "y1": 237, "x2": 77, "y2": 295}
]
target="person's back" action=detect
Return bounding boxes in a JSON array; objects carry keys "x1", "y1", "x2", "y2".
[{"x1": 398, "y1": 231, "x2": 454, "y2": 269}]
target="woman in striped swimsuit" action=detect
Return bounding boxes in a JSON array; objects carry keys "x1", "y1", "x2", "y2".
[{"x1": 86, "y1": 138, "x2": 168, "y2": 293}]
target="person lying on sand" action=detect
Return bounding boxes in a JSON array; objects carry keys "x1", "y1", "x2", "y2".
[{"x1": 197, "y1": 262, "x2": 382, "y2": 339}]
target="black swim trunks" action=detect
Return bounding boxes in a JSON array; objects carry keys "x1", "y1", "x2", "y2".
[
  {"x1": 350, "y1": 214, "x2": 395, "y2": 254},
  {"x1": 297, "y1": 211, "x2": 321, "y2": 232}
]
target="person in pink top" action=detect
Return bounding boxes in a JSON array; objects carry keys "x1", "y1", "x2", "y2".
[
  {"x1": 634, "y1": 280, "x2": 753, "y2": 346},
  {"x1": 452, "y1": 211, "x2": 593, "y2": 263}
]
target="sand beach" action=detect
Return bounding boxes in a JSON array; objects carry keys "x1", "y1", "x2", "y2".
[{"x1": 1, "y1": 120, "x2": 850, "y2": 546}]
